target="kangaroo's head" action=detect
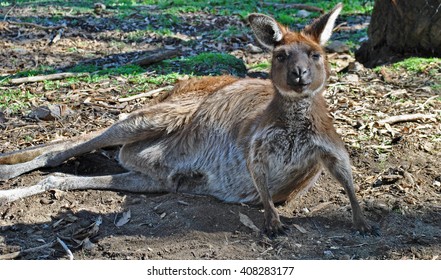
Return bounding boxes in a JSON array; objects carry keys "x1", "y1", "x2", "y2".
[{"x1": 248, "y1": 3, "x2": 342, "y2": 98}]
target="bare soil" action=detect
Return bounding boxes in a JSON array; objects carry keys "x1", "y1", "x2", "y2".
[{"x1": 0, "y1": 4, "x2": 440, "y2": 260}]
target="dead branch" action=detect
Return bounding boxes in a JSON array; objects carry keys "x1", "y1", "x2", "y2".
[
  {"x1": 377, "y1": 113, "x2": 437, "y2": 125},
  {"x1": 3, "y1": 20, "x2": 66, "y2": 30},
  {"x1": 130, "y1": 49, "x2": 181, "y2": 66},
  {"x1": 263, "y1": 2, "x2": 324, "y2": 13},
  {"x1": 118, "y1": 85, "x2": 174, "y2": 102},
  {"x1": 9, "y1": 72, "x2": 89, "y2": 85},
  {"x1": 0, "y1": 241, "x2": 55, "y2": 260}
]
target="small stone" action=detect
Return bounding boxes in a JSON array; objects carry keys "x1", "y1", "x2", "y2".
[
  {"x1": 423, "y1": 142, "x2": 434, "y2": 153},
  {"x1": 29, "y1": 104, "x2": 73, "y2": 121},
  {"x1": 297, "y1": 10, "x2": 311, "y2": 18},
  {"x1": 40, "y1": 197, "x2": 53, "y2": 205}
]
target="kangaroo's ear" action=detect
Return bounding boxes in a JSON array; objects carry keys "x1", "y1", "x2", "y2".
[
  {"x1": 248, "y1": 13, "x2": 287, "y2": 50},
  {"x1": 303, "y1": 3, "x2": 343, "y2": 45}
]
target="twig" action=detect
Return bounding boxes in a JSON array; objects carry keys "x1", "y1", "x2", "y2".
[
  {"x1": 367, "y1": 144, "x2": 392, "y2": 150},
  {"x1": 3, "y1": 4, "x2": 15, "y2": 21},
  {"x1": 377, "y1": 113, "x2": 437, "y2": 125},
  {"x1": 420, "y1": 96, "x2": 439, "y2": 109},
  {"x1": 343, "y1": 241, "x2": 380, "y2": 248},
  {"x1": 56, "y1": 237, "x2": 74, "y2": 260},
  {"x1": 130, "y1": 49, "x2": 181, "y2": 66},
  {"x1": 0, "y1": 241, "x2": 55, "y2": 260},
  {"x1": 4, "y1": 20, "x2": 66, "y2": 30},
  {"x1": 118, "y1": 86, "x2": 174, "y2": 102},
  {"x1": 263, "y1": 2, "x2": 324, "y2": 13},
  {"x1": 9, "y1": 72, "x2": 89, "y2": 85}
]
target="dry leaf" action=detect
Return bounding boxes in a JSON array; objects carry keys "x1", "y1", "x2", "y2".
[
  {"x1": 73, "y1": 216, "x2": 102, "y2": 240},
  {"x1": 52, "y1": 218, "x2": 64, "y2": 229},
  {"x1": 81, "y1": 238, "x2": 95, "y2": 251},
  {"x1": 239, "y1": 212, "x2": 259, "y2": 232},
  {"x1": 293, "y1": 223, "x2": 307, "y2": 234},
  {"x1": 115, "y1": 209, "x2": 131, "y2": 227},
  {"x1": 64, "y1": 214, "x2": 78, "y2": 223}
]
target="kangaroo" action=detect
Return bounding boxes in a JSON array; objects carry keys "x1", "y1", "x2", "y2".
[{"x1": 0, "y1": 3, "x2": 372, "y2": 235}]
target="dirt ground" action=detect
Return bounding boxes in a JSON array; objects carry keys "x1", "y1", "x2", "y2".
[{"x1": 0, "y1": 4, "x2": 440, "y2": 260}]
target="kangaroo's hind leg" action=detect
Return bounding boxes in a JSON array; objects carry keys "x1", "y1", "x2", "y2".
[
  {"x1": 0, "y1": 103, "x2": 194, "y2": 180},
  {"x1": 0, "y1": 171, "x2": 164, "y2": 204},
  {"x1": 0, "y1": 136, "x2": 92, "y2": 165}
]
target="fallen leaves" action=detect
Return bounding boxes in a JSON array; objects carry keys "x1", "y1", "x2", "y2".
[
  {"x1": 114, "y1": 209, "x2": 131, "y2": 227},
  {"x1": 239, "y1": 212, "x2": 259, "y2": 233}
]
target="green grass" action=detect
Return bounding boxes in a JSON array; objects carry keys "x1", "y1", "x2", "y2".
[
  {"x1": 8, "y1": 65, "x2": 57, "y2": 79},
  {"x1": 248, "y1": 61, "x2": 270, "y2": 72},
  {"x1": 4, "y1": 51, "x2": 246, "y2": 104},
  {"x1": 153, "y1": 52, "x2": 247, "y2": 77},
  {"x1": 391, "y1": 57, "x2": 441, "y2": 74},
  {"x1": 0, "y1": 89, "x2": 42, "y2": 112},
  {"x1": 374, "y1": 57, "x2": 441, "y2": 91},
  {"x1": 2, "y1": 0, "x2": 374, "y2": 18},
  {"x1": 205, "y1": 26, "x2": 244, "y2": 42},
  {"x1": 125, "y1": 28, "x2": 174, "y2": 41},
  {"x1": 58, "y1": 53, "x2": 246, "y2": 98}
]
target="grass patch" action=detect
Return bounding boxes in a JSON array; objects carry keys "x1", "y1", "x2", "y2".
[
  {"x1": 0, "y1": 89, "x2": 42, "y2": 113},
  {"x1": 373, "y1": 57, "x2": 441, "y2": 92},
  {"x1": 8, "y1": 66, "x2": 57, "y2": 79},
  {"x1": 153, "y1": 52, "x2": 247, "y2": 77},
  {"x1": 248, "y1": 61, "x2": 270, "y2": 72},
  {"x1": 125, "y1": 28, "x2": 173, "y2": 42},
  {"x1": 391, "y1": 57, "x2": 441, "y2": 74},
  {"x1": 2, "y1": 0, "x2": 374, "y2": 21}
]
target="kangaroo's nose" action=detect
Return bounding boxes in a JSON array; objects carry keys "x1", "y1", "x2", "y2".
[
  {"x1": 290, "y1": 66, "x2": 310, "y2": 84},
  {"x1": 292, "y1": 66, "x2": 309, "y2": 80}
]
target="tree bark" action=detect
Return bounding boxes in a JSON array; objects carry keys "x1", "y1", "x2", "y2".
[{"x1": 356, "y1": 0, "x2": 441, "y2": 67}]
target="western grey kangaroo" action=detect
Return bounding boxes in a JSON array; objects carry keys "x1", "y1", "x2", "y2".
[{"x1": 0, "y1": 3, "x2": 372, "y2": 235}]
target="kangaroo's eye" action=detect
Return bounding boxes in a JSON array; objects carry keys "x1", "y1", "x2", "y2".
[
  {"x1": 311, "y1": 52, "x2": 321, "y2": 60},
  {"x1": 275, "y1": 53, "x2": 286, "y2": 62}
]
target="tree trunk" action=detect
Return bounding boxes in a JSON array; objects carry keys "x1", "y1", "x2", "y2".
[{"x1": 355, "y1": 0, "x2": 441, "y2": 67}]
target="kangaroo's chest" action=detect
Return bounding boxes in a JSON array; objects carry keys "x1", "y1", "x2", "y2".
[{"x1": 250, "y1": 122, "x2": 321, "y2": 179}]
